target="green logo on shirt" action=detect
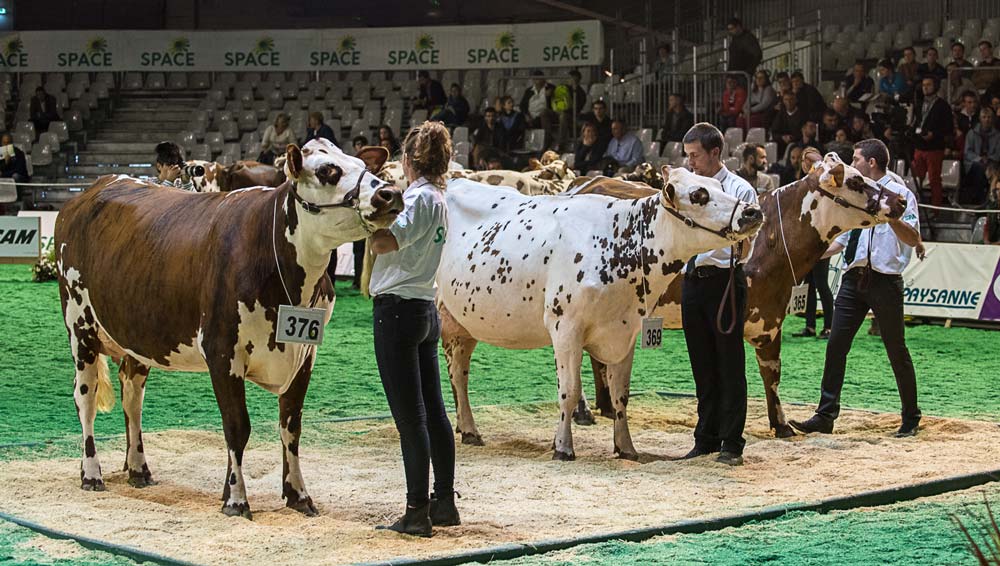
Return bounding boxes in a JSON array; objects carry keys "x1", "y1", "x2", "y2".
[{"x1": 433, "y1": 226, "x2": 446, "y2": 244}]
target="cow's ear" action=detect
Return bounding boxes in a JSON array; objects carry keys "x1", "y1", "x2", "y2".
[
  {"x1": 662, "y1": 183, "x2": 678, "y2": 209},
  {"x1": 829, "y1": 163, "x2": 845, "y2": 186},
  {"x1": 660, "y1": 164, "x2": 671, "y2": 180},
  {"x1": 356, "y1": 146, "x2": 389, "y2": 173},
  {"x1": 285, "y1": 144, "x2": 303, "y2": 180}
]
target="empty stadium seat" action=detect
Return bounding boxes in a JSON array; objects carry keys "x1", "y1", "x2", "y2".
[
  {"x1": 189, "y1": 72, "x2": 211, "y2": 89},
  {"x1": 764, "y1": 142, "x2": 778, "y2": 165},
  {"x1": 204, "y1": 132, "x2": 225, "y2": 153},
  {"x1": 47, "y1": 121, "x2": 69, "y2": 143},
  {"x1": 746, "y1": 128, "x2": 766, "y2": 145},
  {"x1": 522, "y1": 129, "x2": 545, "y2": 153},
  {"x1": 453, "y1": 141, "x2": 471, "y2": 158},
  {"x1": 30, "y1": 143, "x2": 53, "y2": 166},
  {"x1": 122, "y1": 72, "x2": 142, "y2": 90},
  {"x1": 0, "y1": 178, "x2": 16, "y2": 204},
  {"x1": 723, "y1": 156, "x2": 740, "y2": 171},
  {"x1": 189, "y1": 144, "x2": 211, "y2": 161},
  {"x1": 663, "y1": 142, "x2": 683, "y2": 165},
  {"x1": 166, "y1": 73, "x2": 188, "y2": 90},
  {"x1": 14, "y1": 122, "x2": 36, "y2": 143},
  {"x1": 452, "y1": 126, "x2": 469, "y2": 143},
  {"x1": 645, "y1": 141, "x2": 661, "y2": 159},
  {"x1": 220, "y1": 121, "x2": 240, "y2": 141},
  {"x1": 176, "y1": 131, "x2": 197, "y2": 151},
  {"x1": 66, "y1": 82, "x2": 86, "y2": 100},
  {"x1": 38, "y1": 132, "x2": 59, "y2": 152},
  {"x1": 941, "y1": 160, "x2": 960, "y2": 189},
  {"x1": 65, "y1": 110, "x2": 84, "y2": 132},
  {"x1": 237, "y1": 111, "x2": 258, "y2": 132},
  {"x1": 724, "y1": 127, "x2": 744, "y2": 149},
  {"x1": 409, "y1": 109, "x2": 428, "y2": 128}
]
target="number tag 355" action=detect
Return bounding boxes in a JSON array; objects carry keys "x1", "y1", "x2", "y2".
[
  {"x1": 640, "y1": 317, "x2": 663, "y2": 349},
  {"x1": 277, "y1": 305, "x2": 326, "y2": 346}
]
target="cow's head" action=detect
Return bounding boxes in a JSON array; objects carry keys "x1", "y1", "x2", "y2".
[
  {"x1": 283, "y1": 140, "x2": 403, "y2": 237},
  {"x1": 659, "y1": 165, "x2": 763, "y2": 248},
  {"x1": 535, "y1": 160, "x2": 576, "y2": 182},
  {"x1": 813, "y1": 152, "x2": 905, "y2": 230}
]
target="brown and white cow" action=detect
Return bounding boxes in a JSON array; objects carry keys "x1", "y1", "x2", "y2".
[
  {"x1": 376, "y1": 161, "x2": 575, "y2": 196},
  {"x1": 437, "y1": 167, "x2": 764, "y2": 460},
  {"x1": 188, "y1": 160, "x2": 286, "y2": 192},
  {"x1": 55, "y1": 139, "x2": 402, "y2": 519},
  {"x1": 581, "y1": 154, "x2": 906, "y2": 437}
]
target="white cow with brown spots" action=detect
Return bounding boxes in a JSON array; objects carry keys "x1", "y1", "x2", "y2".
[{"x1": 437, "y1": 166, "x2": 764, "y2": 460}]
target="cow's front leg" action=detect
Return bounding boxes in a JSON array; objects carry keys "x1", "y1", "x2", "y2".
[
  {"x1": 439, "y1": 304, "x2": 483, "y2": 446},
  {"x1": 119, "y1": 356, "x2": 154, "y2": 487},
  {"x1": 606, "y1": 348, "x2": 639, "y2": 461},
  {"x1": 753, "y1": 332, "x2": 794, "y2": 438},
  {"x1": 208, "y1": 363, "x2": 253, "y2": 519},
  {"x1": 552, "y1": 337, "x2": 583, "y2": 461},
  {"x1": 279, "y1": 351, "x2": 318, "y2": 516}
]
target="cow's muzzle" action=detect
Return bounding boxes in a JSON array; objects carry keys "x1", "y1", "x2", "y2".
[
  {"x1": 368, "y1": 186, "x2": 404, "y2": 219},
  {"x1": 736, "y1": 205, "x2": 764, "y2": 232}
]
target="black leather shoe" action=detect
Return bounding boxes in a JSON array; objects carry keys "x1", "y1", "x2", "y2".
[
  {"x1": 818, "y1": 329, "x2": 831, "y2": 339},
  {"x1": 789, "y1": 415, "x2": 834, "y2": 434},
  {"x1": 716, "y1": 451, "x2": 744, "y2": 466},
  {"x1": 792, "y1": 328, "x2": 816, "y2": 338},
  {"x1": 376, "y1": 502, "x2": 432, "y2": 537},
  {"x1": 895, "y1": 420, "x2": 920, "y2": 437},
  {"x1": 430, "y1": 492, "x2": 461, "y2": 527},
  {"x1": 680, "y1": 446, "x2": 718, "y2": 459}
]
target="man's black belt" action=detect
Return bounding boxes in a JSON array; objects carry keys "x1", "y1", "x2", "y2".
[{"x1": 687, "y1": 265, "x2": 741, "y2": 279}]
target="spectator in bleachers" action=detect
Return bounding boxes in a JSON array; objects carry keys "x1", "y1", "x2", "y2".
[
  {"x1": 352, "y1": 135, "x2": 369, "y2": 153},
  {"x1": 718, "y1": 74, "x2": 747, "y2": 131},
  {"x1": 745, "y1": 70, "x2": 776, "y2": 128},
  {"x1": 480, "y1": 148, "x2": 505, "y2": 170},
  {"x1": 431, "y1": 83, "x2": 470, "y2": 128},
  {"x1": 791, "y1": 71, "x2": 825, "y2": 122},
  {"x1": 831, "y1": 95, "x2": 852, "y2": 127},
  {"x1": 259, "y1": 113, "x2": 295, "y2": 166},
  {"x1": 793, "y1": 121, "x2": 822, "y2": 153},
  {"x1": 773, "y1": 145, "x2": 803, "y2": 186},
  {"x1": 899, "y1": 47, "x2": 920, "y2": 93},
  {"x1": 736, "y1": 143, "x2": 775, "y2": 195},
  {"x1": 771, "y1": 91, "x2": 806, "y2": 156},
  {"x1": 574, "y1": 122, "x2": 604, "y2": 174},
  {"x1": 553, "y1": 69, "x2": 588, "y2": 151},
  {"x1": 825, "y1": 128, "x2": 854, "y2": 161},
  {"x1": 949, "y1": 41, "x2": 972, "y2": 70},
  {"x1": 414, "y1": 70, "x2": 446, "y2": 112},
  {"x1": 378, "y1": 125, "x2": 401, "y2": 158},
  {"x1": 877, "y1": 59, "x2": 908, "y2": 100},
  {"x1": 520, "y1": 71, "x2": 556, "y2": 150},
  {"x1": 987, "y1": 178, "x2": 1000, "y2": 244},
  {"x1": 846, "y1": 112, "x2": 874, "y2": 143},
  {"x1": 472, "y1": 107, "x2": 507, "y2": 169},
  {"x1": 653, "y1": 44, "x2": 673, "y2": 80},
  {"x1": 305, "y1": 112, "x2": 338, "y2": 146},
  {"x1": 580, "y1": 99, "x2": 613, "y2": 151},
  {"x1": 599, "y1": 119, "x2": 643, "y2": 174},
  {"x1": 726, "y1": 17, "x2": 762, "y2": 77},
  {"x1": 961, "y1": 107, "x2": 1000, "y2": 206},
  {"x1": 498, "y1": 95, "x2": 526, "y2": 151},
  {"x1": 973, "y1": 41, "x2": 1000, "y2": 92},
  {"x1": 0, "y1": 132, "x2": 30, "y2": 185},
  {"x1": 153, "y1": 141, "x2": 193, "y2": 191},
  {"x1": 917, "y1": 47, "x2": 947, "y2": 85},
  {"x1": 911, "y1": 76, "x2": 952, "y2": 207},
  {"x1": 956, "y1": 92, "x2": 980, "y2": 134},
  {"x1": 842, "y1": 62, "x2": 874, "y2": 104},
  {"x1": 819, "y1": 109, "x2": 841, "y2": 145},
  {"x1": 659, "y1": 93, "x2": 694, "y2": 145},
  {"x1": 29, "y1": 87, "x2": 60, "y2": 136},
  {"x1": 945, "y1": 62, "x2": 978, "y2": 109}
]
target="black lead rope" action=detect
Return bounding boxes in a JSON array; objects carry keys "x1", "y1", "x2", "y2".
[
  {"x1": 715, "y1": 202, "x2": 744, "y2": 335},
  {"x1": 859, "y1": 182, "x2": 887, "y2": 291}
]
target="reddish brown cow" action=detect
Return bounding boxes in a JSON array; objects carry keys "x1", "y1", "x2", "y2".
[
  {"x1": 55, "y1": 140, "x2": 402, "y2": 519},
  {"x1": 576, "y1": 156, "x2": 905, "y2": 437},
  {"x1": 190, "y1": 160, "x2": 286, "y2": 192}
]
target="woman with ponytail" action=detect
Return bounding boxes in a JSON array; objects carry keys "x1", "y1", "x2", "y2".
[{"x1": 368, "y1": 121, "x2": 459, "y2": 537}]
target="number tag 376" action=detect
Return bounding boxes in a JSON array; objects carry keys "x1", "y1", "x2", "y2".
[
  {"x1": 640, "y1": 317, "x2": 663, "y2": 349},
  {"x1": 277, "y1": 305, "x2": 326, "y2": 346}
]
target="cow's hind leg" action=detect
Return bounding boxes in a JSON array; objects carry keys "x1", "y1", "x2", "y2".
[
  {"x1": 606, "y1": 350, "x2": 639, "y2": 461},
  {"x1": 279, "y1": 351, "x2": 318, "y2": 516},
  {"x1": 590, "y1": 357, "x2": 615, "y2": 419},
  {"x1": 439, "y1": 302, "x2": 483, "y2": 446},
  {"x1": 209, "y1": 369, "x2": 253, "y2": 519},
  {"x1": 551, "y1": 336, "x2": 583, "y2": 461},
  {"x1": 754, "y1": 334, "x2": 794, "y2": 438},
  {"x1": 119, "y1": 356, "x2": 154, "y2": 487},
  {"x1": 75, "y1": 355, "x2": 114, "y2": 491}
]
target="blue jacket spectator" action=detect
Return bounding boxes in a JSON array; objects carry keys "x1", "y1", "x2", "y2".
[
  {"x1": 877, "y1": 60, "x2": 908, "y2": 99},
  {"x1": 603, "y1": 120, "x2": 644, "y2": 169},
  {"x1": 305, "y1": 112, "x2": 338, "y2": 146}
]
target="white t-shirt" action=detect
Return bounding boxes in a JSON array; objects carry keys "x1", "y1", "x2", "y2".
[
  {"x1": 835, "y1": 174, "x2": 919, "y2": 275},
  {"x1": 369, "y1": 177, "x2": 449, "y2": 301},
  {"x1": 528, "y1": 87, "x2": 548, "y2": 119}
]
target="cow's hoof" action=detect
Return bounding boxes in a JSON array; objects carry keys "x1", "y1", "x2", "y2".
[
  {"x1": 461, "y1": 432, "x2": 485, "y2": 446},
  {"x1": 615, "y1": 450, "x2": 640, "y2": 462},
  {"x1": 573, "y1": 410, "x2": 596, "y2": 426},
  {"x1": 552, "y1": 450, "x2": 576, "y2": 461},
  {"x1": 127, "y1": 472, "x2": 156, "y2": 488},
  {"x1": 81, "y1": 477, "x2": 106, "y2": 491},
  {"x1": 774, "y1": 424, "x2": 796, "y2": 439},
  {"x1": 222, "y1": 502, "x2": 253, "y2": 520},
  {"x1": 287, "y1": 497, "x2": 319, "y2": 517}
]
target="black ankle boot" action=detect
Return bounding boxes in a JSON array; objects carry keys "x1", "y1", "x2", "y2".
[
  {"x1": 376, "y1": 501, "x2": 432, "y2": 537},
  {"x1": 430, "y1": 492, "x2": 461, "y2": 527}
]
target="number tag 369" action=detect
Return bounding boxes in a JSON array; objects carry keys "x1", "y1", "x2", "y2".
[
  {"x1": 277, "y1": 305, "x2": 326, "y2": 346},
  {"x1": 640, "y1": 317, "x2": 663, "y2": 349}
]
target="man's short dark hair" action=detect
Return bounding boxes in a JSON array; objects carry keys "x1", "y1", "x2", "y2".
[
  {"x1": 484, "y1": 106, "x2": 496, "y2": 115},
  {"x1": 823, "y1": 108, "x2": 838, "y2": 118},
  {"x1": 669, "y1": 92, "x2": 685, "y2": 103},
  {"x1": 790, "y1": 70, "x2": 805, "y2": 80},
  {"x1": 569, "y1": 69, "x2": 581, "y2": 80},
  {"x1": 775, "y1": 70, "x2": 789, "y2": 80},
  {"x1": 352, "y1": 135, "x2": 369, "y2": 146},
  {"x1": 742, "y1": 143, "x2": 761, "y2": 161},
  {"x1": 531, "y1": 69, "x2": 543, "y2": 77},
  {"x1": 925, "y1": 46, "x2": 938, "y2": 55},
  {"x1": 877, "y1": 58, "x2": 894, "y2": 71},
  {"x1": 980, "y1": 40, "x2": 994, "y2": 50},
  {"x1": 903, "y1": 46, "x2": 915, "y2": 53},
  {"x1": 450, "y1": 82, "x2": 461, "y2": 90},
  {"x1": 612, "y1": 118, "x2": 627, "y2": 128},
  {"x1": 963, "y1": 91, "x2": 978, "y2": 101},
  {"x1": 154, "y1": 141, "x2": 184, "y2": 167},
  {"x1": 682, "y1": 122, "x2": 724, "y2": 154},
  {"x1": 728, "y1": 17, "x2": 743, "y2": 28},
  {"x1": 952, "y1": 41, "x2": 965, "y2": 50},
  {"x1": 418, "y1": 70, "x2": 430, "y2": 79},
  {"x1": 854, "y1": 138, "x2": 890, "y2": 172},
  {"x1": 35, "y1": 86, "x2": 45, "y2": 93},
  {"x1": 592, "y1": 99, "x2": 606, "y2": 108},
  {"x1": 923, "y1": 75, "x2": 940, "y2": 89}
]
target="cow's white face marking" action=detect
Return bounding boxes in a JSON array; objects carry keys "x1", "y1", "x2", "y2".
[
  {"x1": 665, "y1": 167, "x2": 760, "y2": 241},
  {"x1": 802, "y1": 154, "x2": 898, "y2": 240}
]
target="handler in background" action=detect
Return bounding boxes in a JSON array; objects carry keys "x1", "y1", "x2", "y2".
[
  {"x1": 791, "y1": 139, "x2": 922, "y2": 437},
  {"x1": 680, "y1": 123, "x2": 758, "y2": 466},
  {"x1": 369, "y1": 121, "x2": 459, "y2": 537}
]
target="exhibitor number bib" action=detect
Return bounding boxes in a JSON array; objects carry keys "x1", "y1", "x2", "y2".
[
  {"x1": 277, "y1": 305, "x2": 326, "y2": 345},
  {"x1": 641, "y1": 317, "x2": 663, "y2": 349}
]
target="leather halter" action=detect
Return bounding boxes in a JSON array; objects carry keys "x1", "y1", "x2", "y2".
[
  {"x1": 813, "y1": 183, "x2": 883, "y2": 217},
  {"x1": 289, "y1": 168, "x2": 371, "y2": 215},
  {"x1": 662, "y1": 195, "x2": 743, "y2": 240}
]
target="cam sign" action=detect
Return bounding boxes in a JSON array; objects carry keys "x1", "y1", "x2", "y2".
[{"x1": 0, "y1": 216, "x2": 42, "y2": 264}]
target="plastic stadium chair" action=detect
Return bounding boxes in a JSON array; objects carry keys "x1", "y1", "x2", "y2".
[
  {"x1": 639, "y1": 128, "x2": 654, "y2": 146},
  {"x1": 123, "y1": 72, "x2": 143, "y2": 90},
  {"x1": 14, "y1": 121, "x2": 36, "y2": 142},
  {"x1": 205, "y1": 132, "x2": 225, "y2": 153},
  {"x1": 523, "y1": 129, "x2": 545, "y2": 152},
  {"x1": 645, "y1": 141, "x2": 661, "y2": 159},
  {"x1": 65, "y1": 110, "x2": 84, "y2": 132},
  {"x1": 941, "y1": 160, "x2": 960, "y2": 189},
  {"x1": 146, "y1": 73, "x2": 166, "y2": 89},
  {"x1": 38, "y1": 132, "x2": 59, "y2": 152},
  {"x1": 409, "y1": 109, "x2": 428, "y2": 128},
  {"x1": 66, "y1": 82, "x2": 86, "y2": 100},
  {"x1": 746, "y1": 127, "x2": 766, "y2": 145},
  {"x1": 452, "y1": 126, "x2": 469, "y2": 143},
  {"x1": 237, "y1": 111, "x2": 258, "y2": 132},
  {"x1": 724, "y1": 127, "x2": 744, "y2": 149},
  {"x1": 189, "y1": 144, "x2": 211, "y2": 161},
  {"x1": 48, "y1": 121, "x2": 69, "y2": 143},
  {"x1": 30, "y1": 143, "x2": 53, "y2": 166},
  {"x1": 220, "y1": 121, "x2": 240, "y2": 141},
  {"x1": 189, "y1": 72, "x2": 211, "y2": 90},
  {"x1": 176, "y1": 131, "x2": 197, "y2": 151},
  {"x1": 167, "y1": 73, "x2": 188, "y2": 90},
  {"x1": 764, "y1": 142, "x2": 778, "y2": 165}
]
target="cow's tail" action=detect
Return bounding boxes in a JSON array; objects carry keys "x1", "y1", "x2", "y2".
[{"x1": 94, "y1": 355, "x2": 115, "y2": 413}]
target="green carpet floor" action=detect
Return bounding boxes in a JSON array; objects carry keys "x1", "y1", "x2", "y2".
[{"x1": 0, "y1": 263, "x2": 996, "y2": 565}]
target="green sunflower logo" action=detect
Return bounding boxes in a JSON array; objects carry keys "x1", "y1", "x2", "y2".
[
  {"x1": 3, "y1": 36, "x2": 23, "y2": 57},
  {"x1": 86, "y1": 37, "x2": 108, "y2": 54},
  {"x1": 338, "y1": 36, "x2": 356, "y2": 54},
  {"x1": 568, "y1": 28, "x2": 586, "y2": 48},
  {"x1": 254, "y1": 37, "x2": 275, "y2": 54},
  {"x1": 169, "y1": 37, "x2": 190, "y2": 54},
  {"x1": 496, "y1": 32, "x2": 515, "y2": 50},
  {"x1": 416, "y1": 34, "x2": 435, "y2": 51}
]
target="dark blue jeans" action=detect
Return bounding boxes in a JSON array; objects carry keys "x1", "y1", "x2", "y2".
[{"x1": 373, "y1": 295, "x2": 455, "y2": 506}]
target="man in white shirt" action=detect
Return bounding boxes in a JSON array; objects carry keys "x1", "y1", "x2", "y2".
[
  {"x1": 679, "y1": 123, "x2": 759, "y2": 466},
  {"x1": 519, "y1": 70, "x2": 555, "y2": 150},
  {"x1": 791, "y1": 139, "x2": 922, "y2": 437}
]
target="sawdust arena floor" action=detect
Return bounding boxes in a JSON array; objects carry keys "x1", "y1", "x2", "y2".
[{"x1": 0, "y1": 395, "x2": 997, "y2": 566}]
